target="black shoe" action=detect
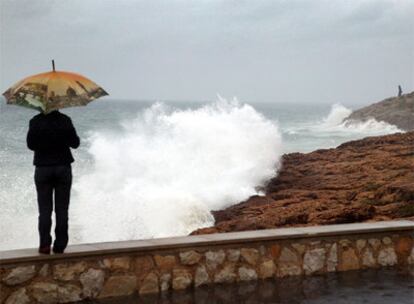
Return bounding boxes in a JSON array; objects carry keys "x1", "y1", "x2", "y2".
[
  {"x1": 53, "y1": 247, "x2": 65, "y2": 254},
  {"x1": 38, "y1": 246, "x2": 51, "y2": 255}
]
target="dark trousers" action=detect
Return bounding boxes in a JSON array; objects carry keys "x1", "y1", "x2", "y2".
[{"x1": 35, "y1": 165, "x2": 72, "y2": 250}]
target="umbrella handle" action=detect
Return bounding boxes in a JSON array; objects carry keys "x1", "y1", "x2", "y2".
[{"x1": 52, "y1": 60, "x2": 55, "y2": 72}]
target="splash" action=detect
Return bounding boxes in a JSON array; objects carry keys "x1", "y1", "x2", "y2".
[
  {"x1": 320, "y1": 103, "x2": 402, "y2": 134},
  {"x1": 71, "y1": 98, "x2": 282, "y2": 243},
  {"x1": 285, "y1": 103, "x2": 402, "y2": 136},
  {"x1": 321, "y1": 104, "x2": 352, "y2": 127},
  {"x1": 280, "y1": 103, "x2": 402, "y2": 153}
]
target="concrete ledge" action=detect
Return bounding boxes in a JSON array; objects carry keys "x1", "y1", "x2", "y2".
[{"x1": 1, "y1": 220, "x2": 413, "y2": 265}]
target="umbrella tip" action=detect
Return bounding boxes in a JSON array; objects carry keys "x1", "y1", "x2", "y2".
[{"x1": 52, "y1": 59, "x2": 55, "y2": 72}]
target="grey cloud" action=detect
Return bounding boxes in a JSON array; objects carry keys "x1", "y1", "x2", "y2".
[{"x1": 1, "y1": 0, "x2": 413, "y2": 104}]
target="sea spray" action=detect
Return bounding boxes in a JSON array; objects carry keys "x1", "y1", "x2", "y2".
[
  {"x1": 321, "y1": 104, "x2": 402, "y2": 133},
  {"x1": 321, "y1": 104, "x2": 352, "y2": 127},
  {"x1": 285, "y1": 103, "x2": 402, "y2": 136},
  {"x1": 71, "y1": 98, "x2": 283, "y2": 243},
  {"x1": 0, "y1": 100, "x2": 404, "y2": 250}
]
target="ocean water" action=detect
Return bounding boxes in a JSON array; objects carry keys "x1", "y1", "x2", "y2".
[{"x1": 0, "y1": 97, "x2": 402, "y2": 250}]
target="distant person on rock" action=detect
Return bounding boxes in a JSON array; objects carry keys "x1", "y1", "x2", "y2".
[
  {"x1": 398, "y1": 85, "x2": 403, "y2": 97},
  {"x1": 27, "y1": 110, "x2": 80, "y2": 254}
]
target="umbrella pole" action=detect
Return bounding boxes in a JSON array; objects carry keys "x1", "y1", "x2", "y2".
[{"x1": 52, "y1": 59, "x2": 55, "y2": 72}]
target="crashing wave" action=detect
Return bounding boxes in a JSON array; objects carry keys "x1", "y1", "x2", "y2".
[{"x1": 71, "y1": 97, "x2": 283, "y2": 243}]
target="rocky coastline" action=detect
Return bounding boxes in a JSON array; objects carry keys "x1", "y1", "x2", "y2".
[
  {"x1": 344, "y1": 91, "x2": 414, "y2": 131},
  {"x1": 192, "y1": 131, "x2": 414, "y2": 235}
]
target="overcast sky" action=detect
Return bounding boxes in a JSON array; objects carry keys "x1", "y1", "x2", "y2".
[{"x1": 1, "y1": 0, "x2": 413, "y2": 105}]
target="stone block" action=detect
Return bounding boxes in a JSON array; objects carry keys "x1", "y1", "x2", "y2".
[
  {"x1": 240, "y1": 248, "x2": 259, "y2": 265},
  {"x1": 361, "y1": 249, "x2": 376, "y2": 267},
  {"x1": 194, "y1": 265, "x2": 210, "y2": 287},
  {"x1": 135, "y1": 256, "x2": 155, "y2": 280},
  {"x1": 139, "y1": 272, "x2": 159, "y2": 295},
  {"x1": 226, "y1": 249, "x2": 240, "y2": 262},
  {"x1": 101, "y1": 257, "x2": 131, "y2": 271},
  {"x1": 172, "y1": 268, "x2": 192, "y2": 290},
  {"x1": 30, "y1": 282, "x2": 59, "y2": 304},
  {"x1": 368, "y1": 238, "x2": 381, "y2": 250},
  {"x1": 205, "y1": 250, "x2": 226, "y2": 270},
  {"x1": 277, "y1": 264, "x2": 302, "y2": 277},
  {"x1": 292, "y1": 243, "x2": 306, "y2": 255},
  {"x1": 327, "y1": 243, "x2": 338, "y2": 272},
  {"x1": 58, "y1": 284, "x2": 82, "y2": 303},
  {"x1": 160, "y1": 273, "x2": 171, "y2": 292},
  {"x1": 382, "y1": 237, "x2": 392, "y2": 245},
  {"x1": 214, "y1": 263, "x2": 236, "y2": 283},
  {"x1": 3, "y1": 266, "x2": 36, "y2": 286},
  {"x1": 378, "y1": 248, "x2": 397, "y2": 266},
  {"x1": 259, "y1": 245, "x2": 266, "y2": 256},
  {"x1": 303, "y1": 248, "x2": 326, "y2": 275},
  {"x1": 98, "y1": 275, "x2": 137, "y2": 298},
  {"x1": 408, "y1": 247, "x2": 414, "y2": 264},
  {"x1": 238, "y1": 266, "x2": 257, "y2": 281},
  {"x1": 1, "y1": 283, "x2": 12, "y2": 304},
  {"x1": 339, "y1": 239, "x2": 352, "y2": 247},
  {"x1": 395, "y1": 237, "x2": 413, "y2": 258},
  {"x1": 356, "y1": 239, "x2": 367, "y2": 251},
  {"x1": 277, "y1": 247, "x2": 301, "y2": 277},
  {"x1": 309, "y1": 241, "x2": 321, "y2": 246},
  {"x1": 259, "y1": 259, "x2": 276, "y2": 279},
  {"x1": 279, "y1": 247, "x2": 299, "y2": 263},
  {"x1": 269, "y1": 244, "x2": 281, "y2": 259},
  {"x1": 338, "y1": 248, "x2": 359, "y2": 271},
  {"x1": 38, "y1": 264, "x2": 50, "y2": 277},
  {"x1": 80, "y1": 268, "x2": 105, "y2": 298},
  {"x1": 5, "y1": 288, "x2": 30, "y2": 304},
  {"x1": 179, "y1": 250, "x2": 202, "y2": 265},
  {"x1": 154, "y1": 255, "x2": 176, "y2": 272},
  {"x1": 53, "y1": 262, "x2": 87, "y2": 281}
]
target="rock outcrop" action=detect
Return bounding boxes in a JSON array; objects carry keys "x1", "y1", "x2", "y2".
[
  {"x1": 192, "y1": 132, "x2": 414, "y2": 235},
  {"x1": 344, "y1": 92, "x2": 414, "y2": 131}
]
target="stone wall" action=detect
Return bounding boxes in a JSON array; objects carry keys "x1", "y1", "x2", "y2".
[{"x1": 1, "y1": 221, "x2": 413, "y2": 303}]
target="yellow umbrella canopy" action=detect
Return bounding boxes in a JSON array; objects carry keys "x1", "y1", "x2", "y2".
[{"x1": 3, "y1": 62, "x2": 108, "y2": 113}]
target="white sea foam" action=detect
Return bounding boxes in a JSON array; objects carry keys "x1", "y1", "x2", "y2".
[
  {"x1": 321, "y1": 103, "x2": 402, "y2": 134},
  {"x1": 71, "y1": 97, "x2": 282, "y2": 243},
  {"x1": 285, "y1": 103, "x2": 402, "y2": 136},
  {"x1": 320, "y1": 104, "x2": 352, "y2": 128}
]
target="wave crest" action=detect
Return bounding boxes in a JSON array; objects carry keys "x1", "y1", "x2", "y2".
[{"x1": 72, "y1": 98, "x2": 283, "y2": 242}]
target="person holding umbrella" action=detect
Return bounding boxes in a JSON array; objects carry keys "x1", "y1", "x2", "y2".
[
  {"x1": 3, "y1": 60, "x2": 108, "y2": 254},
  {"x1": 27, "y1": 107, "x2": 80, "y2": 254}
]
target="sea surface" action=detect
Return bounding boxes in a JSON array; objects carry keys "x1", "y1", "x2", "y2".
[{"x1": 0, "y1": 97, "x2": 402, "y2": 250}]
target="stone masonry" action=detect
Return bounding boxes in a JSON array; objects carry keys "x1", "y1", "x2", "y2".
[{"x1": 1, "y1": 225, "x2": 413, "y2": 303}]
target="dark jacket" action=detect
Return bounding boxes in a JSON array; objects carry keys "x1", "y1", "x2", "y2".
[{"x1": 27, "y1": 111, "x2": 80, "y2": 166}]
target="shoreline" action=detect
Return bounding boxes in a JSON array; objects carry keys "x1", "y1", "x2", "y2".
[{"x1": 192, "y1": 131, "x2": 414, "y2": 235}]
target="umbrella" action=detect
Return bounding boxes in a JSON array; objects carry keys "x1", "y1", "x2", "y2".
[{"x1": 2, "y1": 60, "x2": 108, "y2": 113}]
